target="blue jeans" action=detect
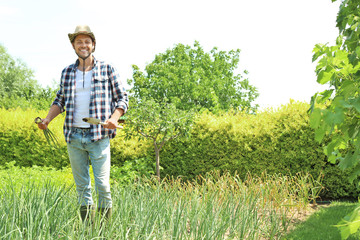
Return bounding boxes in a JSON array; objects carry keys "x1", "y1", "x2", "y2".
[{"x1": 67, "y1": 127, "x2": 112, "y2": 208}]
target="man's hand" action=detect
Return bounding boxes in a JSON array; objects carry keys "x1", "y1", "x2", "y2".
[
  {"x1": 103, "y1": 108, "x2": 124, "y2": 129},
  {"x1": 35, "y1": 105, "x2": 60, "y2": 130},
  {"x1": 103, "y1": 118, "x2": 120, "y2": 129},
  {"x1": 35, "y1": 117, "x2": 50, "y2": 130},
  {"x1": 34, "y1": 117, "x2": 59, "y2": 147}
]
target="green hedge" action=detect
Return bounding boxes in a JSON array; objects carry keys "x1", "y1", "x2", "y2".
[
  {"x1": 0, "y1": 108, "x2": 68, "y2": 168},
  {"x1": 0, "y1": 108, "x2": 148, "y2": 169},
  {"x1": 158, "y1": 102, "x2": 360, "y2": 200},
  {"x1": 1, "y1": 104, "x2": 359, "y2": 199}
]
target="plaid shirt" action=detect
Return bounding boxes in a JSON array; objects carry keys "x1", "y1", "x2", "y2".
[{"x1": 52, "y1": 57, "x2": 129, "y2": 143}]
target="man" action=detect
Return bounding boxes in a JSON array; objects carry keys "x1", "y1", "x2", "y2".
[{"x1": 37, "y1": 25, "x2": 128, "y2": 223}]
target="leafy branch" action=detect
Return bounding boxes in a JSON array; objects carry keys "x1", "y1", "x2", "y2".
[{"x1": 310, "y1": 0, "x2": 360, "y2": 239}]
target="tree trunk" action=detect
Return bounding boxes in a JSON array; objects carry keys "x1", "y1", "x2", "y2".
[
  {"x1": 155, "y1": 149, "x2": 160, "y2": 182},
  {"x1": 154, "y1": 143, "x2": 161, "y2": 182}
]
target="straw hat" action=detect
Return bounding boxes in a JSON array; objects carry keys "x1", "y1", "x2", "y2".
[{"x1": 68, "y1": 25, "x2": 96, "y2": 44}]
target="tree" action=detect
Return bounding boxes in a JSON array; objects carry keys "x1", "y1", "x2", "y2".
[
  {"x1": 125, "y1": 98, "x2": 194, "y2": 181},
  {"x1": 0, "y1": 44, "x2": 56, "y2": 109},
  {"x1": 128, "y1": 41, "x2": 258, "y2": 113},
  {"x1": 0, "y1": 45, "x2": 39, "y2": 100},
  {"x1": 310, "y1": 0, "x2": 360, "y2": 238}
]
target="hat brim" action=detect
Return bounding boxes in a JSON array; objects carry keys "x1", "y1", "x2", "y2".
[{"x1": 68, "y1": 32, "x2": 96, "y2": 43}]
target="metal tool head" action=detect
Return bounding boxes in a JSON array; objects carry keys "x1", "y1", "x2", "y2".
[
  {"x1": 82, "y1": 117, "x2": 101, "y2": 125},
  {"x1": 82, "y1": 117, "x2": 123, "y2": 129},
  {"x1": 34, "y1": 117, "x2": 59, "y2": 148}
]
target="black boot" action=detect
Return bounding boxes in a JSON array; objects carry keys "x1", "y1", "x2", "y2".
[
  {"x1": 98, "y1": 207, "x2": 112, "y2": 221},
  {"x1": 97, "y1": 207, "x2": 112, "y2": 238},
  {"x1": 80, "y1": 205, "x2": 95, "y2": 224}
]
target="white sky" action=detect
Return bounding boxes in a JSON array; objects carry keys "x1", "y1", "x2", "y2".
[{"x1": 0, "y1": 0, "x2": 341, "y2": 110}]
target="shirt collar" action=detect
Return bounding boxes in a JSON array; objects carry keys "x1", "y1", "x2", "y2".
[{"x1": 74, "y1": 56, "x2": 97, "y2": 70}]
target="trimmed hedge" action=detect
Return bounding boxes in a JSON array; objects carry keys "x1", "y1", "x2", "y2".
[
  {"x1": 157, "y1": 102, "x2": 360, "y2": 199},
  {"x1": 0, "y1": 108, "x2": 150, "y2": 168},
  {"x1": 0, "y1": 108, "x2": 148, "y2": 168},
  {"x1": 0, "y1": 108, "x2": 68, "y2": 169},
  {"x1": 1, "y1": 103, "x2": 359, "y2": 199}
]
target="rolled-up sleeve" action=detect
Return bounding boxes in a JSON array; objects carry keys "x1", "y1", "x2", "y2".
[
  {"x1": 51, "y1": 71, "x2": 66, "y2": 113},
  {"x1": 109, "y1": 65, "x2": 129, "y2": 114}
]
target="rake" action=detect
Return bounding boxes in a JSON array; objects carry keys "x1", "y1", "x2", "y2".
[{"x1": 34, "y1": 117, "x2": 60, "y2": 148}]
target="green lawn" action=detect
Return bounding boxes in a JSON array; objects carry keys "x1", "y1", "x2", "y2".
[{"x1": 284, "y1": 202, "x2": 360, "y2": 240}]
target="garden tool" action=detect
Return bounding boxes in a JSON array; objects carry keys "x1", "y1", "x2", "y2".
[
  {"x1": 34, "y1": 117, "x2": 59, "y2": 148},
  {"x1": 82, "y1": 117, "x2": 124, "y2": 129}
]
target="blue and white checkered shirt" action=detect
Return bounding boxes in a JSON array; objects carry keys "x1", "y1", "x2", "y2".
[{"x1": 52, "y1": 57, "x2": 129, "y2": 143}]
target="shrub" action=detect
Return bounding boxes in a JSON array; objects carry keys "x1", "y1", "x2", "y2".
[
  {"x1": 0, "y1": 107, "x2": 150, "y2": 170},
  {"x1": 0, "y1": 107, "x2": 68, "y2": 168},
  {"x1": 159, "y1": 101, "x2": 360, "y2": 199}
]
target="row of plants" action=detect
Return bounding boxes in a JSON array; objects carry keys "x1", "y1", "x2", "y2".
[{"x1": 0, "y1": 165, "x2": 322, "y2": 240}]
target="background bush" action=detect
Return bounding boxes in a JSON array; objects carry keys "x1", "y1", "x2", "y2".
[
  {"x1": 1, "y1": 102, "x2": 358, "y2": 199},
  {"x1": 158, "y1": 101, "x2": 360, "y2": 200},
  {"x1": 0, "y1": 108, "x2": 68, "y2": 168}
]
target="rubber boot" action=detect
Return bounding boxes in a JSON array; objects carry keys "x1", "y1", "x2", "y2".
[
  {"x1": 98, "y1": 207, "x2": 112, "y2": 221},
  {"x1": 97, "y1": 207, "x2": 112, "y2": 238},
  {"x1": 80, "y1": 205, "x2": 95, "y2": 224}
]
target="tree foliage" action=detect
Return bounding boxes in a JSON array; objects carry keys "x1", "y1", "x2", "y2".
[
  {"x1": 128, "y1": 41, "x2": 258, "y2": 113},
  {"x1": 310, "y1": 0, "x2": 360, "y2": 181},
  {"x1": 0, "y1": 45, "x2": 37, "y2": 99},
  {"x1": 310, "y1": 0, "x2": 360, "y2": 238},
  {"x1": 0, "y1": 44, "x2": 56, "y2": 109}
]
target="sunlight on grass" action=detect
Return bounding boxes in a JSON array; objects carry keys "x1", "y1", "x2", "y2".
[{"x1": 284, "y1": 202, "x2": 360, "y2": 240}]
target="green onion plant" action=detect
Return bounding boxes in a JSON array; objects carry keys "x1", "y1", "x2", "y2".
[{"x1": 0, "y1": 170, "x2": 322, "y2": 239}]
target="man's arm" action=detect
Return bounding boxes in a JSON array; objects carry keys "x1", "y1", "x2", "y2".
[
  {"x1": 109, "y1": 65, "x2": 129, "y2": 114},
  {"x1": 37, "y1": 104, "x2": 62, "y2": 130},
  {"x1": 104, "y1": 108, "x2": 124, "y2": 129}
]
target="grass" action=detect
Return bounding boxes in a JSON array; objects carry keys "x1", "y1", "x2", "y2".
[
  {"x1": 0, "y1": 167, "x2": 323, "y2": 240},
  {"x1": 284, "y1": 201, "x2": 360, "y2": 240}
]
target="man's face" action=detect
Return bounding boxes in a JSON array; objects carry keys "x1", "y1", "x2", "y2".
[{"x1": 72, "y1": 34, "x2": 94, "y2": 60}]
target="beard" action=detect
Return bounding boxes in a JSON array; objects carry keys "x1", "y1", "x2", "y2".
[{"x1": 76, "y1": 49, "x2": 92, "y2": 60}]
